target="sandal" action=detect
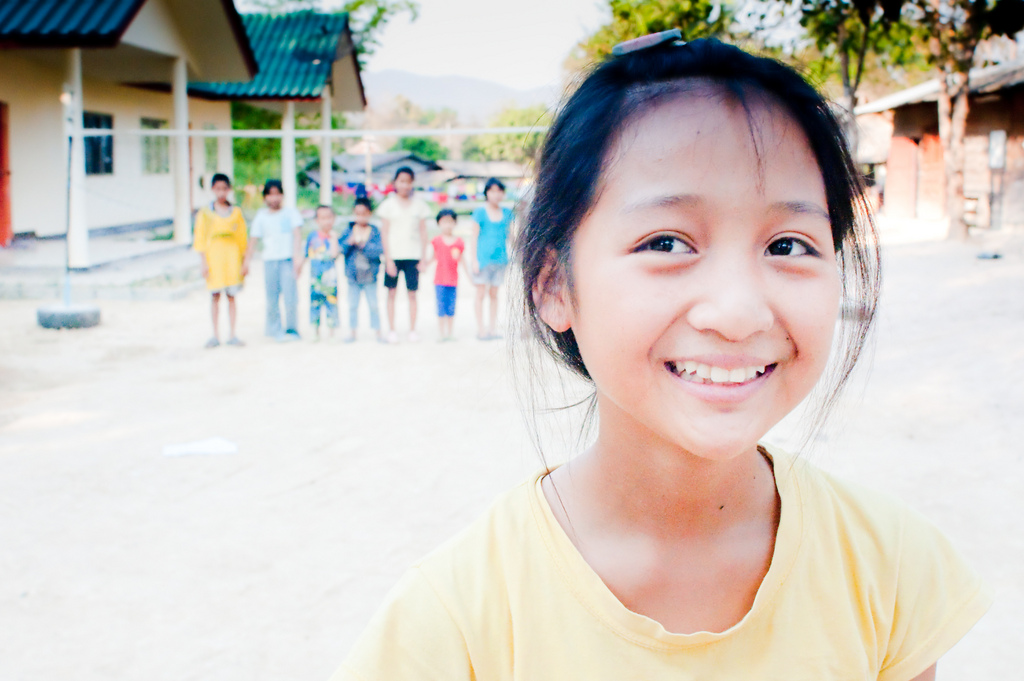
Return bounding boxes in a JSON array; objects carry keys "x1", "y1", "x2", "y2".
[
  {"x1": 204, "y1": 337, "x2": 220, "y2": 349},
  {"x1": 226, "y1": 337, "x2": 245, "y2": 347}
]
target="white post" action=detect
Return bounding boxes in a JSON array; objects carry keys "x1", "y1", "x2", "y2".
[
  {"x1": 66, "y1": 48, "x2": 89, "y2": 269},
  {"x1": 319, "y1": 86, "x2": 332, "y2": 208},
  {"x1": 282, "y1": 100, "x2": 297, "y2": 209},
  {"x1": 172, "y1": 56, "x2": 191, "y2": 244}
]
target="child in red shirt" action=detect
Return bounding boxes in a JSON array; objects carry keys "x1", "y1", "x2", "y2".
[{"x1": 421, "y1": 208, "x2": 465, "y2": 341}]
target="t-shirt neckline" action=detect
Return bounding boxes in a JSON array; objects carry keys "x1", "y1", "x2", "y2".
[{"x1": 528, "y1": 444, "x2": 804, "y2": 650}]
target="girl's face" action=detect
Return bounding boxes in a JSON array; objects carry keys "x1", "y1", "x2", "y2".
[
  {"x1": 316, "y1": 207, "x2": 335, "y2": 232},
  {"x1": 438, "y1": 215, "x2": 456, "y2": 235},
  {"x1": 394, "y1": 172, "x2": 414, "y2": 198},
  {"x1": 264, "y1": 187, "x2": 283, "y2": 209},
  {"x1": 353, "y1": 204, "x2": 371, "y2": 225},
  {"x1": 486, "y1": 185, "x2": 504, "y2": 205},
  {"x1": 543, "y1": 95, "x2": 841, "y2": 461},
  {"x1": 212, "y1": 180, "x2": 231, "y2": 204}
]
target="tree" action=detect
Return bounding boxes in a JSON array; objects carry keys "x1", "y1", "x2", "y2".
[
  {"x1": 913, "y1": 0, "x2": 1024, "y2": 238},
  {"x1": 391, "y1": 136, "x2": 448, "y2": 161},
  {"x1": 797, "y1": 0, "x2": 926, "y2": 131},
  {"x1": 569, "y1": 0, "x2": 733, "y2": 67},
  {"x1": 461, "y1": 105, "x2": 551, "y2": 166}
]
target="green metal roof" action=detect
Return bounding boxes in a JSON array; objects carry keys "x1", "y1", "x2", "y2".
[
  {"x1": 0, "y1": 0, "x2": 145, "y2": 46},
  {"x1": 190, "y1": 12, "x2": 351, "y2": 100}
]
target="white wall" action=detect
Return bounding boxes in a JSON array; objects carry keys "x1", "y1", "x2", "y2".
[
  {"x1": 0, "y1": 50, "x2": 233, "y2": 237},
  {"x1": 0, "y1": 51, "x2": 67, "y2": 238}
]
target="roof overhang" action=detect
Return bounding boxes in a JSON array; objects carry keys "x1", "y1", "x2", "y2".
[
  {"x1": 0, "y1": 0, "x2": 256, "y2": 84},
  {"x1": 856, "y1": 61, "x2": 1024, "y2": 115},
  {"x1": 190, "y1": 12, "x2": 365, "y2": 114}
]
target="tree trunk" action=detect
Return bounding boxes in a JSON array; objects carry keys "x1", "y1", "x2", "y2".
[{"x1": 938, "y1": 70, "x2": 970, "y2": 240}]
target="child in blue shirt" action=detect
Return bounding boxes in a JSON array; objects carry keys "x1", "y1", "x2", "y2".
[{"x1": 340, "y1": 197, "x2": 385, "y2": 342}]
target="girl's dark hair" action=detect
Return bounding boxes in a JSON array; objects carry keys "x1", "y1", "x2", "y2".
[
  {"x1": 393, "y1": 166, "x2": 415, "y2": 181},
  {"x1": 262, "y1": 179, "x2": 284, "y2": 196},
  {"x1": 514, "y1": 38, "x2": 880, "y2": 441},
  {"x1": 484, "y1": 177, "x2": 506, "y2": 194},
  {"x1": 436, "y1": 208, "x2": 458, "y2": 222},
  {"x1": 210, "y1": 173, "x2": 231, "y2": 187},
  {"x1": 353, "y1": 196, "x2": 374, "y2": 211}
]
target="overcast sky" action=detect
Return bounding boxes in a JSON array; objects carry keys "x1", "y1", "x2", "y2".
[{"x1": 357, "y1": 0, "x2": 610, "y2": 91}]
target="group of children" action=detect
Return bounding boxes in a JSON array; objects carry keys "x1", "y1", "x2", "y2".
[{"x1": 192, "y1": 166, "x2": 513, "y2": 346}]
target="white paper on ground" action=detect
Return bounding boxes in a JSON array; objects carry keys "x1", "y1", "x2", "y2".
[{"x1": 162, "y1": 437, "x2": 238, "y2": 457}]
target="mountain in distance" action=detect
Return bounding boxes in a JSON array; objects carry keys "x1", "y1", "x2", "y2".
[{"x1": 362, "y1": 70, "x2": 561, "y2": 124}]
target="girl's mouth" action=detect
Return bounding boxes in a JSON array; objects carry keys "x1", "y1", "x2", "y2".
[{"x1": 665, "y1": 360, "x2": 776, "y2": 385}]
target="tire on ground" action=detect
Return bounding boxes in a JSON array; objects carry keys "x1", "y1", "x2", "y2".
[{"x1": 37, "y1": 304, "x2": 101, "y2": 329}]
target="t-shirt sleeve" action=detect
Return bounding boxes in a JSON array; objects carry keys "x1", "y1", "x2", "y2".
[
  {"x1": 877, "y1": 507, "x2": 993, "y2": 681},
  {"x1": 376, "y1": 198, "x2": 393, "y2": 221},
  {"x1": 249, "y1": 212, "x2": 264, "y2": 239},
  {"x1": 330, "y1": 567, "x2": 473, "y2": 681},
  {"x1": 471, "y1": 207, "x2": 485, "y2": 225},
  {"x1": 289, "y1": 208, "x2": 304, "y2": 229},
  {"x1": 417, "y1": 200, "x2": 431, "y2": 220}
]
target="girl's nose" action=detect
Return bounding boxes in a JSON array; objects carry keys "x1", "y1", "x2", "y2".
[{"x1": 684, "y1": 257, "x2": 774, "y2": 341}]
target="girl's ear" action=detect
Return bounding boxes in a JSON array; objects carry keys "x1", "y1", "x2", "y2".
[{"x1": 533, "y1": 250, "x2": 572, "y2": 333}]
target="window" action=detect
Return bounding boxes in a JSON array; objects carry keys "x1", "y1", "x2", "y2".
[
  {"x1": 204, "y1": 124, "x2": 218, "y2": 173},
  {"x1": 83, "y1": 112, "x2": 113, "y2": 175},
  {"x1": 141, "y1": 118, "x2": 169, "y2": 174}
]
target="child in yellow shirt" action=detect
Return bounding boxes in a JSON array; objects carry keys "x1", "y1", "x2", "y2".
[{"x1": 193, "y1": 173, "x2": 248, "y2": 348}]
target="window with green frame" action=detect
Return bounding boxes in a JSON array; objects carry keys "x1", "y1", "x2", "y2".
[{"x1": 141, "y1": 118, "x2": 169, "y2": 174}]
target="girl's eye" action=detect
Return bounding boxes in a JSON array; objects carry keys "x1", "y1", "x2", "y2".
[
  {"x1": 640, "y1": 235, "x2": 694, "y2": 254},
  {"x1": 766, "y1": 237, "x2": 817, "y2": 257}
]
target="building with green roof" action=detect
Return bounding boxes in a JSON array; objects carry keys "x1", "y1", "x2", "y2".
[{"x1": 0, "y1": 2, "x2": 365, "y2": 267}]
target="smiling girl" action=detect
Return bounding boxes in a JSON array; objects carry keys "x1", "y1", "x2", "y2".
[{"x1": 330, "y1": 35, "x2": 990, "y2": 681}]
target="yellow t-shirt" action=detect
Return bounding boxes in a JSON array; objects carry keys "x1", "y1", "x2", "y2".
[
  {"x1": 193, "y1": 205, "x2": 247, "y2": 291},
  {"x1": 334, "y1": 446, "x2": 991, "y2": 681}
]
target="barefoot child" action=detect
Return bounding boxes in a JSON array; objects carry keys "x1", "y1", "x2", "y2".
[
  {"x1": 247, "y1": 179, "x2": 303, "y2": 342},
  {"x1": 330, "y1": 35, "x2": 991, "y2": 681},
  {"x1": 193, "y1": 173, "x2": 247, "y2": 348},
  {"x1": 377, "y1": 167, "x2": 430, "y2": 343},
  {"x1": 470, "y1": 177, "x2": 513, "y2": 340},
  {"x1": 420, "y1": 208, "x2": 465, "y2": 341},
  {"x1": 339, "y1": 197, "x2": 384, "y2": 342},
  {"x1": 295, "y1": 205, "x2": 340, "y2": 340}
]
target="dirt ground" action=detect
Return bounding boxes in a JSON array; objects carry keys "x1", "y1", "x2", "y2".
[{"x1": 0, "y1": 232, "x2": 1021, "y2": 680}]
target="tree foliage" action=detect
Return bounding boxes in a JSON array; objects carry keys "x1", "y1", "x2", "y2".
[
  {"x1": 571, "y1": 0, "x2": 733, "y2": 65},
  {"x1": 391, "y1": 136, "x2": 448, "y2": 161},
  {"x1": 461, "y1": 105, "x2": 551, "y2": 166}
]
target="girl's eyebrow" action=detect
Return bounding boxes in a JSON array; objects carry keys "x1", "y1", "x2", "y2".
[
  {"x1": 769, "y1": 201, "x2": 829, "y2": 221},
  {"x1": 622, "y1": 194, "x2": 829, "y2": 222},
  {"x1": 621, "y1": 194, "x2": 704, "y2": 214}
]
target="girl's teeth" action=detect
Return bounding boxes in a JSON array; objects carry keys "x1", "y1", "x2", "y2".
[{"x1": 671, "y1": 362, "x2": 771, "y2": 384}]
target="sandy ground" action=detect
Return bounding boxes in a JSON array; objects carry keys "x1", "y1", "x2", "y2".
[{"x1": 0, "y1": 233, "x2": 1021, "y2": 680}]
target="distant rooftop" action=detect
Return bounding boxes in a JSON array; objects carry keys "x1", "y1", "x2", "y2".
[
  {"x1": 856, "y1": 61, "x2": 1024, "y2": 115},
  {"x1": 190, "y1": 11, "x2": 359, "y2": 103}
]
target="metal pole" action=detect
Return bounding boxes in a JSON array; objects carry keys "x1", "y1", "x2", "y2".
[
  {"x1": 319, "y1": 86, "x2": 332, "y2": 207},
  {"x1": 66, "y1": 48, "x2": 89, "y2": 269},
  {"x1": 172, "y1": 57, "x2": 191, "y2": 244},
  {"x1": 282, "y1": 101, "x2": 297, "y2": 209}
]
